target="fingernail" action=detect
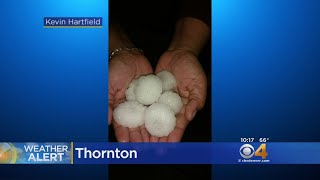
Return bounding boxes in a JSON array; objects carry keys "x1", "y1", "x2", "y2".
[{"x1": 191, "y1": 111, "x2": 197, "y2": 119}]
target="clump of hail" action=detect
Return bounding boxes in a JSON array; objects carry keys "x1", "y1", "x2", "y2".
[{"x1": 113, "y1": 70, "x2": 183, "y2": 137}]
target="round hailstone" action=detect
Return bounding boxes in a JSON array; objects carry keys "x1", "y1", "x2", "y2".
[
  {"x1": 125, "y1": 79, "x2": 137, "y2": 101},
  {"x1": 113, "y1": 101, "x2": 146, "y2": 128},
  {"x1": 158, "y1": 91, "x2": 183, "y2": 114},
  {"x1": 145, "y1": 103, "x2": 176, "y2": 137},
  {"x1": 135, "y1": 74, "x2": 162, "y2": 105},
  {"x1": 156, "y1": 71, "x2": 177, "y2": 91}
]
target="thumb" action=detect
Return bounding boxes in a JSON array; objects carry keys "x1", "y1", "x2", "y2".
[
  {"x1": 185, "y1": 99, "x2": 200, "y2": 121},
  {"x1": 108, "y1": 104, "x2": 113, "y2": 125},
  {"x1": 155, "y1": 64, "x2": 164, "y2": 74},
  {"x1": 154, "y1": 56, "x2": 168, "y2": 74}
]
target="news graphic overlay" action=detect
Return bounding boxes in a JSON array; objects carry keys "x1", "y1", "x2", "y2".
[
  {"x1": 0, "y1": 143, "x2": 17, "y2": 164},
  {"x1": 0, "y1": 143, "x2": 72, "y2": 164},
  {"x1": 238, "y1": 138, "x2": 270, "y2": 163},
  {"x1": 44, "y1": 17, "x2": 103, "y2": 28},
  {"x1": 2, "y1": 142, "x2": 320, "y2": 164}
]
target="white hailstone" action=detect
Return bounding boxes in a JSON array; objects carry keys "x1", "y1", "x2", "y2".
[
  {"x1": 135, "y1": 74, "x2": 163, "y2": 105},
  {"x1": 145, "y1": 103, "x2": 176, "y2": 137},
  {"x1": 156, "y1": 70, "x2": 177, "y2": 91},
  {"x1": 158, "y1": 91, "x2": 183, "y2": 114},
  {"x1": 125, "y1": 79, "x2": 137, "y2": 101},
  {"x1": 113, "y1": 101, "x2": 146, "y2": 128}
]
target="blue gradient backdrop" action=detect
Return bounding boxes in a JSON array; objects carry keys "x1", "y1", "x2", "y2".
[
  {"x1": 213, "y1": 0, "x2": 320, "y2": 142},
  {"x1": 0, "y1": 0, "x2": 108, "y2": 179},
  {"x1": 212, "y1": 0, "x2": 320, "y2": 179}
]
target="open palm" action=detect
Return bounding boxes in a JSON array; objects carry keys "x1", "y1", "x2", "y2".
[
  {"x1": 155, "y1": 49, "x2": 207, "y2": 142},
  {"x1": 109, "y1": 51, "x2": 153, "y2": 142}
]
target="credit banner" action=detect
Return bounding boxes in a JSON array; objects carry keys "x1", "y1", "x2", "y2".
[
  {"x1": 43, "y1": 17, "x2": 103, "y2": 28},
  {"x1": 1, "y1": 142, "x2": 320, "y2": 164}
]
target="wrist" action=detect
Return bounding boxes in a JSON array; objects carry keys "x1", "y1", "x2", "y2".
[
  {"x1": 167, "y1": 46, "x2": 198, "y2": 57},
  {"x1": 109, "y1": 24, "x2": 134, "y2": 52},
  {"x1": 168, "y1": 17, "x2": 210, "y2": 56},
  {"x1": 109, "y1": 47, "x2": 144, "y2": 61},
  {"x1": 165, "y1": 48, "x2": 198, "y2": 60}
]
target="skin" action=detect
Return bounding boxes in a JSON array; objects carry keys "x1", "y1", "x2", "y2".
[
  {"x1": 109, "y1": 24, "x2": 153, "y2": 142},
  {"x1": 109, "y1": 17, "x2": 209, "y2": 142},
  {"x1": 154, "y1": 17, "x2": 209, "y2": 142}
]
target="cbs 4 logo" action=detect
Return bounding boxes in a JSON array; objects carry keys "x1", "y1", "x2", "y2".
[{"x1": 239, "y1": 144, "x2": 268, "y2": 159}]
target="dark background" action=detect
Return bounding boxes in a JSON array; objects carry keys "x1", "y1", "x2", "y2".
[{"x1": 109, "y1": 0, "x2": 212, "y2": 179}]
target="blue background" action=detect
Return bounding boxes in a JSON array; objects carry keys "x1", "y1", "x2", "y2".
[
  {"x1": 212, "y1": 0, "x2": 320, "y2": 179},
  {"x1": 0, "y1": 0, "x2": 108, "y2": 179},
  {"x1": 213, "y1": 0, "x2": 320, "y2": 142}
]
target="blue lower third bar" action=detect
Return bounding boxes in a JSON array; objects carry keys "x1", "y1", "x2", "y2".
[
  {"x1": 44, "y1": 17, "x2": 103, "y2": 28},
  {"x1": 73, "y1": 142, "x2": 320, "y2": 164},
  {"x1": 74, "y1": 143, "x2": 213, "y2": 164},
  {"x1": 2, "y1": 142, "x2": 320, "y2": 164}
]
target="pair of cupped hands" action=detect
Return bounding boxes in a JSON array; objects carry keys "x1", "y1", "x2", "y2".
[{"x1": 108, "y1": 49, "x2": 207, "y2": 142}]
